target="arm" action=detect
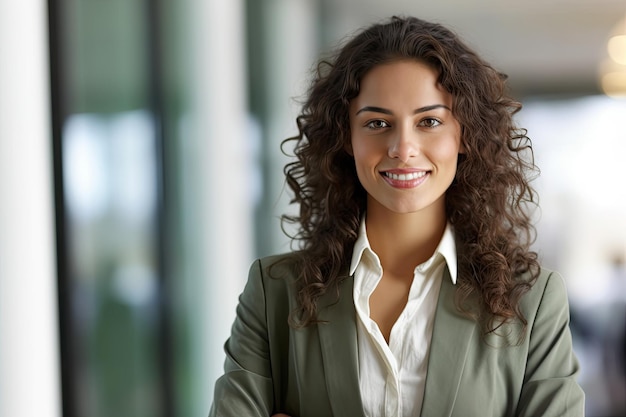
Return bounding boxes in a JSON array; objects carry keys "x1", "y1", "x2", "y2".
[
  {"x1": 209, "y1": 260, "x2": 274, "y2": 417},
  {"x1": 516, "y1": 272, "x2": 585, "y2": 417}
]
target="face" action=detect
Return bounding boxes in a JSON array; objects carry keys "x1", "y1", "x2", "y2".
[{"x1": 348, "y1": 60, "x2": 462, "y2": 217}]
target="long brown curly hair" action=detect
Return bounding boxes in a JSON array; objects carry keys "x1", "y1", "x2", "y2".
[{"x1": 280, "y1": 16, "x2": 540, "y2": 335}]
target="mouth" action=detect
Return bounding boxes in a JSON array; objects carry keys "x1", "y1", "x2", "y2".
[
  {"x1": 380, "y1": 170, "x2": 430, "y2": 188},
  {"x1": 382, "y1": 171, "x2": 428, "y2": 181}
]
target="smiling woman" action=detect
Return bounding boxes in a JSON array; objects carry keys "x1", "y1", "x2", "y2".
[{"x1": 209, "y1": 16, "x2": 584, "y2": 417}]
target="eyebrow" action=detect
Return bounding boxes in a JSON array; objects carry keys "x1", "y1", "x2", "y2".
[{"x1": 355, "y1": 104, "x2": 451, "y2": 115}]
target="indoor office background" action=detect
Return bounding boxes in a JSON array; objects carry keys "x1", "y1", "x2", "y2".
[{"x1": 1, "y1": 1, "x2": 625, "y2": 417}]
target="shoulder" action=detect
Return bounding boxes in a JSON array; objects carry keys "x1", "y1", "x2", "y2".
[
  {"x1": 253, "y1": 252, "x2": 302, "y2": 282},
  {"x1": 244, "y1": 253, "x2": 303, "y2": 301},
  {"x1": 257, "y1": 252, "x2": 301, "y2": 270},
  {"x1": 481, "y1": 268, "x2": 573, "y2": 348},
  {"x1": 521, "y1": 268, "x2": 568, "y2": 305},
  {"x1": 519, "y1": 267, "x2": 571, "y2": 328},
  {"x1": 237, "y1": 254, "x2": 302, "y2": 329}
]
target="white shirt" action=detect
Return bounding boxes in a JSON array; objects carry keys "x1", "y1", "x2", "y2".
[{"x1": 350, "y1": 219, "x2": 457, "y2": 417}]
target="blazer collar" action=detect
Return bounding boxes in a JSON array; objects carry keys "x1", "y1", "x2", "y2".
[
  {"x1": 316, "y1": 272, "x2": 366, "y2": 417},
  {"x1": 315, "y1": 266, "x2": 475, "y2": 417},
  {"x1": 420, "y1": 267, "x2": 477, "y2": 417}
]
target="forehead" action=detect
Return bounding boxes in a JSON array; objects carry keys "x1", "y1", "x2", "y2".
[{"x1": 352, "y1": 60, "x2": 452, "y2": 108}]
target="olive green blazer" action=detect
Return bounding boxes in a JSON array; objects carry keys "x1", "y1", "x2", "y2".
[{"x1": 209, "y1": 254, "x2": 584, "y2": 417}]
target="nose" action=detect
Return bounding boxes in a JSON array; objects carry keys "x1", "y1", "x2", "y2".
[{"x1": 388, "y1": 124, "x2": 419, "y2": 162}]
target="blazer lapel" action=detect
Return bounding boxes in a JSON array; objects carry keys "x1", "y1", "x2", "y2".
[
  {"x1": 420, "y1": 268, "x2": 477, "y2": 417},
  {"x1": 316, "y1": 274, "x2": 366, "y2": 417}
]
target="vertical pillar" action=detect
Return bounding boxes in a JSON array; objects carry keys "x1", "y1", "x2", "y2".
[
  {"x1": 0, "y1": 1, "x2": 61, "y2": 417},
  {"x1": 183, "y1": 0, "x2": 253, "y2": 414}
]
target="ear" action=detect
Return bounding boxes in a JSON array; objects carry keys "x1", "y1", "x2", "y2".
[
  {"x1": 458, "y1": 140, "x2": 466, "y2": 154},
  {"x1": 344, "y1": 140, "x2": 353, "y2": 156},
  {"x1": 458, "y1": 131, "x2": 466, "y2": 154}
]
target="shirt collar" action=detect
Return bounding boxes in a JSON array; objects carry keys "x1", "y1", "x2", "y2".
[{"x1": 349, "y1": 216, "x2": 458, "y2": 284}]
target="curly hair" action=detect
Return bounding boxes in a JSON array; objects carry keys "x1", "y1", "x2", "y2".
[{"x1": 280, "y1": 16, "x2": 540, "y2": 335}]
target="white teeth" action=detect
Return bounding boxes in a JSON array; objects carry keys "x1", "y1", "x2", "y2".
[{"x1": 384, "y1": 171, "x2": 427, "y2": 180}]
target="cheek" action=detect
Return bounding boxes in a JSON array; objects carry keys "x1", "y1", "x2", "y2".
[
  {"x1": 351, "y1": 139, "x2": 379, "y2": 166},
  {"x1": 430, "y1": 135, "x2": 462, "y2": 164}
]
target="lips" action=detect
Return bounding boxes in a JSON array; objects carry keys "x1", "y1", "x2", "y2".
[
  {"x1": 382, "y1": 171, "x2": 427, "y2": 181},
  {"x1": 380, "y1": 169, "x2": 430, "y2": 189}
]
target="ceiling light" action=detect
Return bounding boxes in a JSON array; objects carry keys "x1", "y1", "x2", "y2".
[
  {"x1": 601, "y1": 72, "x2": 626, "y2": 98},
  {"x1": 600, "y1": 16, "x2": 626, "y2": 98},
  {"x1": 608, "y1": 35, "x2": 626, "y2": 65}
]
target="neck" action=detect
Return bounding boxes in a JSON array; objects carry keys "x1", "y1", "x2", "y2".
[{"x1": 366, "y1": 200, "x2": 447, "y2": 277}]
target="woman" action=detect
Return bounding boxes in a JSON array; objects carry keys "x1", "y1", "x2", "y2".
[{"x1": 209, "y1": 16, "x2": 584, "y2": 417}]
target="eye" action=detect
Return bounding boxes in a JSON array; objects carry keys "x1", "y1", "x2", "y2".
[
  {"x1": 365, "y1": 119, "x2": 390, "y2": 130},
  {"x1": 419, "y1": 117, "x2": 442, "y2": 128}
]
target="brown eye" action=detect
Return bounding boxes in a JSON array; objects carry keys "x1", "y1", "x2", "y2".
[
  {"x1": 366, "y1": 120, "x2": 390, "y2": 129},
  {"x1": 419, "y1": 118, "x2": 441, "y2": 128}
]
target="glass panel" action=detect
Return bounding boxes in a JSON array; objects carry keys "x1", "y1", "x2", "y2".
[
  {"x1": 63, "y1": 111, "x2": 161, "y2": 417},
  {"x1": 54, "y1": 1, "x2": 167, "y2": 416}
]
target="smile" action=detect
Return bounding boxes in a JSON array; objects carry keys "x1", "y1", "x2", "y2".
[
  {"x1": 380, "y1": 170, "x2": 430, "y2": 189},
  {"x1": 382, "y1": 171, "x2": 428, "y2": 181}
]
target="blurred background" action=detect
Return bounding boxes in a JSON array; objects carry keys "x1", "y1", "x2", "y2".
[{"x1": 1, "y1": 0, "x2": 625, "y2": 416}]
